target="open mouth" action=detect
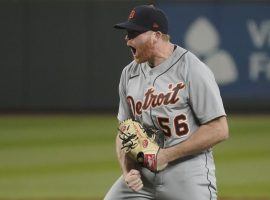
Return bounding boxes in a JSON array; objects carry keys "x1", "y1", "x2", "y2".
[{"x1": 129, "y1": 46, "x2": 137, "y2": 55}]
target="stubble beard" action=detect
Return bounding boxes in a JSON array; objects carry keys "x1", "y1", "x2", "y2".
[{"x1": 134, "y1": 39, "x2": 154, "y2": 64}]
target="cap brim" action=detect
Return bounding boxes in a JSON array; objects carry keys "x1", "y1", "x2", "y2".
[{"x1": 114, "y1": 21, "x2": 149, "y2": 32}]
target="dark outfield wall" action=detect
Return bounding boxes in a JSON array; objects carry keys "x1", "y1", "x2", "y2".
[
  {"x1": 0, "y1": 0, "x2": 151, "y2": 112},
  {"x1": 0, "y1": 0, "x2": 269, "y2": 112}
]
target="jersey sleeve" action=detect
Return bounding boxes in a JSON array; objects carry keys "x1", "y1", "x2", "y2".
[
  {"x1": 117, "y1": 67, "x2": 132, "y2": 122},
  {"x1": 187, "y1": 53, "x2": 226, "y2": 124}
]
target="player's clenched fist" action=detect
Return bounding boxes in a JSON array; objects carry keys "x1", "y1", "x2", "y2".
[{"x1": 124, "y1": 169, "x2": 143, "y2": 192}]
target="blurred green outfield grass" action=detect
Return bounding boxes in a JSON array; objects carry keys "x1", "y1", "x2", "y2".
[{"x1": 0, "y1": 114, "x2": 269, "y2": 199}]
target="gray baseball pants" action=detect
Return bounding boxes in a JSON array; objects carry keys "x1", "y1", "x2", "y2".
[{"x1": 104, "y1": 151, "x2": 217, "y2": 200}]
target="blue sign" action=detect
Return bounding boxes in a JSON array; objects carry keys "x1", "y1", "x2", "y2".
[{"x1": 158, "y1": 2, "x2": 270, "y2": 103}]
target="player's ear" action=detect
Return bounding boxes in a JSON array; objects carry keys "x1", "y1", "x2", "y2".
[
  {"x1": 155, "y1": 31, "x2": 163, "y2": 39},
  {"x1": 151, "y1": 31, "x2": 160, "y2": 43}
]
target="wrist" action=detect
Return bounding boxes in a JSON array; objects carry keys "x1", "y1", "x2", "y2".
[{"x1": 157, "y1": 148, "x2": 168, "y2": 166}]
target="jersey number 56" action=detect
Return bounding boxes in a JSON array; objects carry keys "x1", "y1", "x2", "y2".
[{"x1": 157, "y1": 114, "x2": 189, "y2": 137}]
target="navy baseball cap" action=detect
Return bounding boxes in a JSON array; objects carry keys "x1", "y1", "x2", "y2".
[{"x1": 114, "y1": 5, "x2": 168, "y2": 34}]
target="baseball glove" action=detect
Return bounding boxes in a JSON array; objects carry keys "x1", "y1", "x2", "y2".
[{"x1": 118, "y1": 119, "x2": 167, "y2": 172}]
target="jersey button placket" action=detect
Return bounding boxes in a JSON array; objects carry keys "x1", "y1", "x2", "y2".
[
  {"x1": 148, "y1": 71, "x2": 153, "y2": 85},
  {"x1": 141, "y1": 70, "x2": 151, "y2": 124},
  {"x1": 148, "y1": 70, "x2": 159, "y2": 131}
]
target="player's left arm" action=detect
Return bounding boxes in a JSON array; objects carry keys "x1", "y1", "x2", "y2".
[
  {"x1": 157, "y1": 52, "x2": 230, "y2": 165},
  {"x1": 157, "y1": 115, "x2": 229, "y2": 166}
]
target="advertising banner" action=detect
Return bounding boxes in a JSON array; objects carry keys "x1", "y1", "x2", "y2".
[{"x1": 159, "y1": 2, "x2": 270, "y2": 107}]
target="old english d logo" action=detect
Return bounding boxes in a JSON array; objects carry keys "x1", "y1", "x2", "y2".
[{"x1": 129, "y1": 10, "x2": 136, "y2": 19}]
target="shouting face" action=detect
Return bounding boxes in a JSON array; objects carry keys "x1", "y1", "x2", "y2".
[{"x1": 126, "y1": 31, "x2": 155, "y2": 64}]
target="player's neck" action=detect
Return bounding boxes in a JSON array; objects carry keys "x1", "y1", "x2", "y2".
[{"x1": 148, "y1": 42, "x2": 175, "y2": 67}]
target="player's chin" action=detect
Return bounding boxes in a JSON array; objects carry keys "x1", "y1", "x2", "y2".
[
  {"x1": 134, "y1": 56, "x2": 147, "y2": 64},
  {"x1": 134, "y1": 58, "x2": 143, "y2": 63}
]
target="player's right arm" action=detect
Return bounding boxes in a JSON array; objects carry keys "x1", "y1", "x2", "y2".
[
  {"x1": 115, "y1": 131, "x2": 134, "y2": 176},
  {"x1": 116, "y1": 64, "x2": 143, "y2": 192},
  {"x1": 116, "y1": 131, "x2": 143, "y2": 191}
]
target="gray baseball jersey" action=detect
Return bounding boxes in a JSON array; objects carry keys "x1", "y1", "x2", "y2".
[{"x1": 105, "y1": 45, "x2": 226, "y2": 200}]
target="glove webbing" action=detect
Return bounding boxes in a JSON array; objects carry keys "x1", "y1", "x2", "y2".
[{"x1": 118, "y1": 128, "x2": 138, "y2": 152}]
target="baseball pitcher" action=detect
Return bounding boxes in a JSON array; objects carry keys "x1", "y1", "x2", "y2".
[{"x1": 104, "y1": 4, "x2": 229, "y2": 200}]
